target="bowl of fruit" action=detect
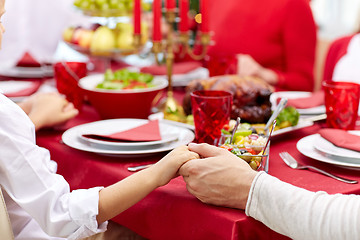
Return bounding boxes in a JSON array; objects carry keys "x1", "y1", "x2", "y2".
[
  {"x1": 218, "y1": 121, "x2": 270, "y2": 172},
  {"x1": 79, "y1": 68, "x2": 168, "y2": 119}
]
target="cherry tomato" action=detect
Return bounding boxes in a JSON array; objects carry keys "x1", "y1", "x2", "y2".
[
  {"x1": 245, "y1": 148, "x2": 256, "y2": 155},
  {"x1": 220, "y1": 145, "x2": 233, "y2": 151},
  {"x1": 222, "y1": 124, "x2": 230, "y2": 131}
]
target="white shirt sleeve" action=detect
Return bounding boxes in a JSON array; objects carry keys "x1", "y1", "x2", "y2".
[
  {"x1": 0, "y1": 95, "x2": 107, "y2": 239},
  {"x1": 245, "y1": 172, "x2": 360, "y2": 240}
]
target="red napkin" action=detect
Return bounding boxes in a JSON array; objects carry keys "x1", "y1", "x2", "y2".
[
  {"x1": 3, "y1": 81, "x2": 42, "y2": 98},
  {"x1": 319, "y1": 128, "x2": 360, "y2": 152},
  {"x1": 82, "y1": 120, "x2": 162, "y2": 142},
  {"x1": 282, "y1": 91, "x2": 325, "y2": 109},
  {"x1": 140, "y1": 61, "x2": 202, "y2": 75},
  {"x1": 16, "y1": 52, "x2": 41, "y2": 68}
]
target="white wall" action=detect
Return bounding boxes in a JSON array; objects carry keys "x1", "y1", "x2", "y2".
[{"x1": 311, "y1": 0, "x2": 360, "y2": 40}]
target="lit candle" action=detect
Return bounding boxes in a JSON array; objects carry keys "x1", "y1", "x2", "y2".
[
  {"x1": 200, "y1": 0, "x2": 209, "y2": 33},
  {"x1": 179, "y1": 0, "x2": 189, "y2": 33},
  {"x1": 166, "y1": 0, "x2": 176, "y2": 10},
  {"x1": 134, "y1": 0, "x2": 141, "y2": 35},
  {"x1": 153, "y1": 0, "x2": 162, "y2": 41}
]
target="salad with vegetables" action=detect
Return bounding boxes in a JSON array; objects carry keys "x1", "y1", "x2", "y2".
[
  {"x1": 96, "y1": 69, "x2": 155, "y2": 90},
  {"x1": 220, "y1": 121, "x2": 268, "y2": 170}
]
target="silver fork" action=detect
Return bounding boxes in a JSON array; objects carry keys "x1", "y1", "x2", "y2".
[{"x1": 279, "y1": 152, "x2": 358, "y2": 184}]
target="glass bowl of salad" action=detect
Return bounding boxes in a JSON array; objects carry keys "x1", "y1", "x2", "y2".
[
  {"x1": 217, "y1": 122, "x2": 270, "y2": 172},
  {"x1": 78, "y1": 69, "x2": 168, "y2": 119}
]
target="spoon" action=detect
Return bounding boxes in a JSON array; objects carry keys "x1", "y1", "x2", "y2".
[
  {"x1": 264, "y1": 98, "x2": 288, "y2": 135},
  {"x1": 230, "y1": 117, "x2": 241, "y2": 144},
  {"x1": 262, "y1": 119, "x2": 276, "y2": 154}
]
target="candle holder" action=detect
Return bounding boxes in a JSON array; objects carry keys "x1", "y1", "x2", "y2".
[{"x1": 151, "y1": 6, "x2": 211, "y2": 122}]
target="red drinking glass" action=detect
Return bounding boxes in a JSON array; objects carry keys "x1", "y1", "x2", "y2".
[
  {"x1": 322, "y1": 81, "x2": 360, "y2": 130},
  {"x1": 54, "y1": 62, "x2": 87, "y2": 110},
  {"x1": 191, "y1": 90, "x2": 233, "y2": 144}
]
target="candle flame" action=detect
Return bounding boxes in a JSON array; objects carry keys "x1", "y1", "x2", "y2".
[{"x1": 195, "y1": 13, "x2": 202, "y2": 24}]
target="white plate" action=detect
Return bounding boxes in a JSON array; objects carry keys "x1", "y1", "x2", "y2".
[
  {"x1": 297, "y1": 134, "x2": 360, "y2": 169},
  {"x1": 270, "y1": 91, "x2": 325, "y2": 115},
  {"x1": 273, "y1": 118, "x2": 314, "y2": 136},
  {"x1": 171, "y1": 68, "x2": 209, "y2": 87},
  {"x1": 148, "y1": 112, "x2": 195, "y2": 131},
  {"x1": 313, "y1": 131, "x2": 360, "y2": 160},
  {"x1": 148, "y1": 113, "x2": 313, "y2": 135},
  {"x1": 62, "y1": 119, "x2": 195, "y2": 156},
  {"x1": 78, "y1": 119, "x2": 179, "y2": 147},
  {"x1": 0, "y1": 63, "x2": 53, "y2": 78}
]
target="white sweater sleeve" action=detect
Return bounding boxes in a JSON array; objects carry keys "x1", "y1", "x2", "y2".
[{"x1": 246, "y1": 172, "x2": 360, "y2": 240}]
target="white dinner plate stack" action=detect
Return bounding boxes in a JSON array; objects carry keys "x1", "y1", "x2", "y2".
[
  {"x1": 297, "y1": 131, "x2": 360, "y2": 169},
  {"x1": 62, "y1": 119, "x2": 195, "y2": 157},
  {"x1": 0, "y1": 62, "x2": 53, "y2": 78}
]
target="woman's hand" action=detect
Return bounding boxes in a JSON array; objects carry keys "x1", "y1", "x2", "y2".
[
  {"x1": 179, "y1": 143, "x2": 257, "y2": 209},
  {"x1": 237, "y1": 54, "x2": 279, "y2": 86},
  {"x1": 150, "y1": 145, "x2": 200, "y2": 187},
  {"x1": 20, "y1": 92, "x2": 79, "y2": 130}
]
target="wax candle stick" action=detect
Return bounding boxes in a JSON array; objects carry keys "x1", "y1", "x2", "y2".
[
  {"x1": 200, "y1": 0, "x2": 209, "y2": 33},
  {"x1": 166, "y1": 0, "x2": 176, "y2": 10},
  {"x1": 153, "y1": 0, "x2": 162, "y2": 41},
  {"x1": 134, "y1": 0, "x2": 141, "y2": 35},
  {"x1": 179, "y1": 0, "x2": 189, "y2": 33}
]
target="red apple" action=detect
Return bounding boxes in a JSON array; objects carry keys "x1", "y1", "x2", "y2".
[
  {"x1": 71, "y1": 27, "x2": 84, "y2": 45},
  {"x1": 78, "y1": 29, "x2": 94, "y2": 49}
]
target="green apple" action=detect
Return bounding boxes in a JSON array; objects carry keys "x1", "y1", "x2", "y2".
[{"x1": 90, "y1": 26, "x2": 116, "y2": 54}]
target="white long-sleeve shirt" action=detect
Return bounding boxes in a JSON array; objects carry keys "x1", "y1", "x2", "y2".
[
  {"x1": 0, "y1": 93, "x2": 107, "y2": 239},
  {"x1": 246, "y1": 172, "x2": 360, "y2": 240}
]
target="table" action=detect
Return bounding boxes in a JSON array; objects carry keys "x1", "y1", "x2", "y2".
[{"x1": 36, "y1": 90, "x2": 360, "y2": 240}]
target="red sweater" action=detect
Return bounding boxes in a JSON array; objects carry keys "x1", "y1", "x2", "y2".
[
  {"x1": 323, "y1": 35, "x2": 353, "y2": 82},
  {"x1": 206, "y1": 0, "x2": 317, "y2": 91}
]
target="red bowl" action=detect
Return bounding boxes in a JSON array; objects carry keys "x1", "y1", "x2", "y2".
[{"x1": 79, "y1": 74, "x2": 168, "y2": 119}]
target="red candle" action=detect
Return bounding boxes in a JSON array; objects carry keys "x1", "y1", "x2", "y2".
[
  {"x1": 134, "y1": 0, "x2": 141, "y2": 35},
  {"x1": 179, "y1": 0, "x2": 189, "y2": 33},
  {"x1": 153, "y1": 0, "x2": 162, "y2": 41},
  {"x1": 200, "y1": 0, "x2": 209, "y2": 33},
  {"x1": 166, "y1": 0, "x2": 176, "y2": 10}
]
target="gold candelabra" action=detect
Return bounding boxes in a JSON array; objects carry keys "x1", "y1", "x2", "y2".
[{"x1": 151, "y1": 9, "x2": 211, "y2": 121}]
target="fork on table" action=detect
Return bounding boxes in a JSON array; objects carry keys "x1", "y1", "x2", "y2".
[{"x1": 279, "y1": 151, "x2": 358, "y2": 184}]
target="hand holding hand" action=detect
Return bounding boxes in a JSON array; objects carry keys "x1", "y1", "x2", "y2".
[
  {"x1": 179, "y1": 143, "x2": 257, "y2": 209},
  {"x1": 237, "y1": 54, "x2": 278, "y2": 85},
  {"x1": 22, "y1": 92, "x2": 79, "y2": 130},
  {"x1": 150, "y1": 145, "x2": 200, "y2": 187}
]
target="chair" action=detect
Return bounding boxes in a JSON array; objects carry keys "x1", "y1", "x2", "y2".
[{"x1": 0, "y1": 187, "x2": 14, "y2": 240}]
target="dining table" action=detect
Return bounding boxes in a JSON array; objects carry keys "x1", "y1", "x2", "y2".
[{"x1": 33, "y1": 86, "x2": 360, "y2": 240}]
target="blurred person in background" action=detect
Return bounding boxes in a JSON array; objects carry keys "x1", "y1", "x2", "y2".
[
  {"x1": 180, "y1": 143, "x2": 360, "y2": 240},
  {"x1": 0, "y1": 1, "x2": 199, "y2": 239},
  {"x1": 0, "y1": 0, "x2": 88, "y2": 65},
  {"x1": 323, "y1": 32, "x2": 360, "y2": 84},
  {"x1": 205, "y1": 0, "x2": 317, "y2": 92}
]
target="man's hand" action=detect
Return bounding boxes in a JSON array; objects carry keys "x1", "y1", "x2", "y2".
[{"x1": 179, "y1": 143, "x2": 257, "y2": 209}]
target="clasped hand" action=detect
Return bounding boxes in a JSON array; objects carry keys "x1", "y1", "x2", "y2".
[{"x1": 179, "y1": 143, "x2": 257, "y2": 210}]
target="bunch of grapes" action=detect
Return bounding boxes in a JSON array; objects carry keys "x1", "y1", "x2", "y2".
[{"x1": 74, "y1": 0, "x2": 135, "y2": 13}]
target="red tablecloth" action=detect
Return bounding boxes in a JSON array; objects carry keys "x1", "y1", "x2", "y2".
[{"x1": 36, "y1": 89, "x2": 360, "y2": 240}]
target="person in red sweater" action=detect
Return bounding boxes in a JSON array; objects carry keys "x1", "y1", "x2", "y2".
[{"x1": 205, "y1": 0, "x2": 317, "y2": 91}]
